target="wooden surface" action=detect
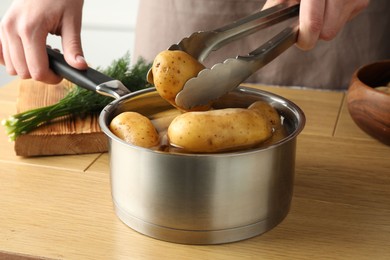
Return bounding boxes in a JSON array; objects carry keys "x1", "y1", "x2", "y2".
[
  {"x1": 13, "y1": 79, "x2": 107, "y2": 157},
  {"x1": 1, "y1": 80, "x2": 390, "y2": 260}
]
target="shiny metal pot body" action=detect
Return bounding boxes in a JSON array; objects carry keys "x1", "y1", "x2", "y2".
[{"x1": 99, "y1": 87, "x2": 305, "y2": 244}]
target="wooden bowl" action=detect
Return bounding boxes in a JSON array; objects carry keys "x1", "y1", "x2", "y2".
[{"x1": 347, "y1": 60, "x2": 390, "y2": 145}]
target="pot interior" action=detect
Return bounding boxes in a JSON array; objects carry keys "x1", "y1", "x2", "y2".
[{"x1": 100, "y1": 86, "x2": 305, "y2": 153}]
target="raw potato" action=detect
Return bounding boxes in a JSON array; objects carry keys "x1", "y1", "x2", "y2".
[
  {"x1": 148, "y1": 50, "x2": 207, "y2": 110},
  {"x1": 248, "y1": 101, "x2": 281, "y2": 128},
  {"x1": 167, "y1": 108, "x2": 272, "y2": 153},
  {"x1": 110, "y1": 112, "x2": 159, "y2": 148}
]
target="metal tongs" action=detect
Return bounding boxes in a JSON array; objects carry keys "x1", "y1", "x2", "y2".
[{"x1": 169, "y1": 2, "x2": 300, "y2": 109}]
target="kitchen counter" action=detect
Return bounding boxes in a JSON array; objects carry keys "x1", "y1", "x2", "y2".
[{"x1": 1, "y1": 80, "x2": 389, "y2": 259}]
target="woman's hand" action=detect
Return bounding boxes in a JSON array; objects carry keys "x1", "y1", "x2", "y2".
[
  {"x1": 263, "y1": 0, "x2": 370, "y2": 50},
  {"x1": 0, "y1": 0, "x2": 88, "y2": 84}
]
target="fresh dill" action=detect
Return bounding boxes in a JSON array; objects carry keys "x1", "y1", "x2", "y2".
[{"x1": 2, "y1": 54, "x2": 152, "y2": 141}]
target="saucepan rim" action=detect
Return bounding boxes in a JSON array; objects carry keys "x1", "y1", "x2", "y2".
[{"x1": 98, "y1": 86, "x2": 306, "y2": 157}]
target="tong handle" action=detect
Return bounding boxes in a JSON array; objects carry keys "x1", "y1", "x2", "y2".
[
  {"x1": 238, "y1": 21, "x2": 299, "y2": 70},
  {"x1": 197, "y1": 2, "x2": 300, "y2": 61},
  {"x1": 175, "y1": 20, "x2": 299, "y2": 109}
]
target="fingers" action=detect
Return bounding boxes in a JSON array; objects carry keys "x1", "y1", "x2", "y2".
[
  {"x1": 1, "y1": 15, "x2": 62, "y2": 84},
  {"x1": 320, "y1": 0, "x2": 350, "y2": 41},
  {"x1": 348, "y1": 0, "x2": 370, "y2": 21},
  {"x1": 296, "y1": 0, "x2": 326, "y2": 50},
  {"x1": 297, "y1": 0, "x2": 370, "y2": 50},
  {"x1": 61, "y1": 31, "x2": 88, "y2": 71},
  {"x1": 262, "y1": 0, "x2": 300, "y2": 10},
  {"x1": 6, "y1": 36, "x2": 29, "y2": 79},
  {"x1": 262, "y1": 0, "x2": 286, "y2": 10},
  {"x1": 61, "y1": 3, "x2": 88, "y2": 70},
  {"x1": 262, "y1": 0, "x2": 326, "y2": 50},
  {"x1": 0, "y1": 11, "x2": 61, "y2": 83},
  {"x1": 320, "y1": 0, "x2": 370, "y2": 41},
  {"x1": 0, "y1": 0, "x2": 86, "y2": 84},
  {"x1": 0, "y1": 35, "x2": 4, "y2": 65},
  {"x1": 0, "y1": 16, "x2": 19, "y2": 76},
  {"x1": 23, "y1": 36, "x2": 63, "y2": 84}
]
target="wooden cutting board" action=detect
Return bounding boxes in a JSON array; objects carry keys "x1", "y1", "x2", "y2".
[{"x1": 14, "y1": 79, "x2": 108, "y2": 157}]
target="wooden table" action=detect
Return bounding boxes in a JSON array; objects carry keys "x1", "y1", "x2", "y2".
[{"x1": 1, "y1": 80, "x2": 389, "y2": 259}]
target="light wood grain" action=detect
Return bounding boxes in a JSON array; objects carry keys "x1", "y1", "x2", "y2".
[
  {"x1": 244, "y1": 84, "x2": 344, "y2": 137},
  {"x1": 295, "y1": 135, "x2": 390, "y2": 209},
  {"x1": 1, "y1": 83, "x2": 390, "y2": 259},
  {"x1": 5, "y1": 79, "x2": 108, "y2": 156},
  {"x1": 1, "y1": 163, "x2": 389, "y2": 259},
  {"x1": 0, "y1": 99, "x2": 101, "y2": 173}
]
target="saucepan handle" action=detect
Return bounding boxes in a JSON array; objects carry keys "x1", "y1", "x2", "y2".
[
  {"x1": 47, "y1": 47, "x2": 130, "y2": 99},
  {"x1": 47, "y1": 47, "x2": 114, "y2": 92}
]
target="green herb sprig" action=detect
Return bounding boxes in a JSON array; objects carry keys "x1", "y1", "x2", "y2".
[{"x1": 2, "y1": 54, "x2": 152, "y2": 141}]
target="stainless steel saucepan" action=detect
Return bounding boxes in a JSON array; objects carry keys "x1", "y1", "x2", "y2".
[{"x1": 48, "y1": 48, "x2": 305, "y2": 245}]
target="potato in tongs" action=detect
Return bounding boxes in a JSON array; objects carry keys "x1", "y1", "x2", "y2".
[{"x1": 147, "y1": 2, "x2": 300, "y2": 110}]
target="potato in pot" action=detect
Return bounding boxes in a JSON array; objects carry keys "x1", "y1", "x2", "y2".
[
  {"x1": 248, "y1": 101, "x2": 281, "y2": 128},
  {"x1": 167, "y1": 108, "x2": 273, "y2": 153},
  {"x1": 109, "y1": 112, "x2": 159, "y2": 148}
]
